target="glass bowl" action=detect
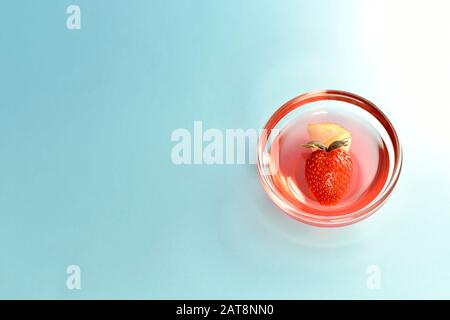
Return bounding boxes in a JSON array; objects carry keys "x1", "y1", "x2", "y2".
[{"x1": 257, "y1": 90, "x2": 402, "y2": 227}]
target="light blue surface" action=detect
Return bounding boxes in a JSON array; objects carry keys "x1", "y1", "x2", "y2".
[{"x1": 1, "y1": 0, "x2": 449, "y2": 299}]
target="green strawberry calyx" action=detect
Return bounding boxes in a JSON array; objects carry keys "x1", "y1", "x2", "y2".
[{"x1": 302, "y1": 139, "x2": 350, "y2": 152}]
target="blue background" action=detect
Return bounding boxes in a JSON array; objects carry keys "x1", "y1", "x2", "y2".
[{"x1": 1, "y1": 0, "x2": 449, "y2": 299}]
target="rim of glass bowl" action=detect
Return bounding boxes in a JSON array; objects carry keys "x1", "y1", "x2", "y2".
[{"x1": 256, "y1": 90, "x2": 403, "y2": 227}]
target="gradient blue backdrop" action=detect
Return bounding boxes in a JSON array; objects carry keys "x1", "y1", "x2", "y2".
[{"x1": 1, "y1": 0, "x2": 449, "y2": 299}]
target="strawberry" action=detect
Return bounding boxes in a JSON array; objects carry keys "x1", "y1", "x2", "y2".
[{"x1": 303, "y1": 140, "x2": 353, "y2": 205}]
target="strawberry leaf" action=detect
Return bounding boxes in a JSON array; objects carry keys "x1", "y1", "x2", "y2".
[
  {"x1": 302, "y1": 141, "x2": 327, "y2": 151},
  {"x1": 327, "y1": 140, "x2": 349, "y2": 152}
]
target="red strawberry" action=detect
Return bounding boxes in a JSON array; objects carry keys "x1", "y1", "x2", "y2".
[{"x1": 303, "y1": 140, "x2": 352, "y2": 205}]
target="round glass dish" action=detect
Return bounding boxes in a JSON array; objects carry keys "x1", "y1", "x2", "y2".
[{"x1": 257, "y1": 90, "x2": 402, "y2": 227}]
